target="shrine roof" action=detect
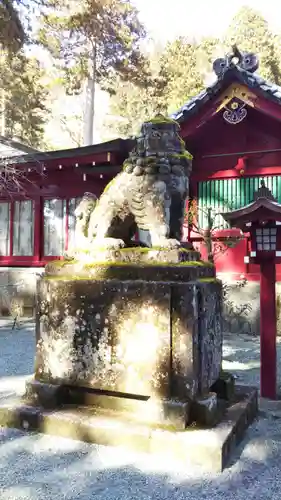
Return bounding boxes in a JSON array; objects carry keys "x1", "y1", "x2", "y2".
[
  {"x1": 222, "y1": 182, "x2": 281, "y2": 228},
  {"x1": 171, "y1": 46, "x2": 281, "y2": 123},
  {"x1": 223, "y1": 197, "x2": 281, "y2": 222},
  {"x1": 0, "y1": 135, "x2": 40, "y2": 157},
  {"x1": 5, "y1": 137, "x2": 133, "y2": 166}
]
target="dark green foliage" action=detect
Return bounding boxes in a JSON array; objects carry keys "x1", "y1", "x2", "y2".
[
  {"x1": 223, "y1": 6, "x2": 281, "y2": 84},
  {"x1": 104, "y1": 74, "x2": 168, "y2": 137},
  {"x1": 0, "y1": 0, "x2": 25, "y2": 51},
  {"x1": 0, "y1": 51, "x2": 49, "y2": 148},
  {"x1": 105, "y1": 35, "x2": 221, "y2": 137},
  {"x1": 38, "y1": 0, "x2": 148, "y2": 96}
]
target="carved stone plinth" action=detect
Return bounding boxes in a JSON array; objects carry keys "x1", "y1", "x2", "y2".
[
  {"x1": 68, "y1": 245, "x2": 200, "y2": 265},
  {"x1": 31, "y1": 251, "x2": 223, "y2": 430}
]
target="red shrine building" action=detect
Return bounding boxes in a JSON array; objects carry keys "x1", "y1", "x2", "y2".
[{"x1": 2, "y1": 47, "x2": 281, "y2": 319}]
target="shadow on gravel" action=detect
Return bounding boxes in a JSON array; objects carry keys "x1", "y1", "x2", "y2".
[
  {"x1": 223, "y1": 333, "x2": 281, "y2": 390},
  {"x1": 0, "y1": 416, "x2": 280, "y2": 500},
  {"x1": 0, "y1": 321, "x2": 35, "y2": 403},
  {"x1": 0, "y1": 324, "x2": 280, "y2": 499}
]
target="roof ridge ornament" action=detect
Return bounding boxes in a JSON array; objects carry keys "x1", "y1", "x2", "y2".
[
  {"x1": 213, "y1": 45, "x2": 259, "y2": 78},
  {"x1": 253, "y1": 180, "x2": 276, "y2": 202}
]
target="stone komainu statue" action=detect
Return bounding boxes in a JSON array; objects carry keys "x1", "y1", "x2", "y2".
[{"x1": 76, "y1": 116, "x2": 192, "y2": 250}]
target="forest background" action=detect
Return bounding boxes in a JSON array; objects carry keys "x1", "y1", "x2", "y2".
[{"x1": 1, "y1": 1, "x2": 281, "y2": 150}]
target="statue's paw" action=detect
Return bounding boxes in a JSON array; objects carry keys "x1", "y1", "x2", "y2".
[
  {"x1": 63, "y1": 252, "x2": 75, "y2": 261},
  {"x1": 63, "y1": 244, "x2": 78, "y2": 260},
  {"x1": 91, "y1": 237, "x2": 125, "y2": 250},
  {"x1": 152, "y1": 238, "x2": 181, "y2": 250}
]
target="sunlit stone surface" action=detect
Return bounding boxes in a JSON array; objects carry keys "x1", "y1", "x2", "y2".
[{"x1": 33, "y1": 254, "x2": 223, "y2": 429}]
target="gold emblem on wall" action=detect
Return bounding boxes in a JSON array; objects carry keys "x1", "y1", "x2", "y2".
[
  {"x1": 223, "y1": 97, "x2": 247, "y2": 124},
  {"x1": 215, "y1": 83, "x2": 257, "y2": 114}
]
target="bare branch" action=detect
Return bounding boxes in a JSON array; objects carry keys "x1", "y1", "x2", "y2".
[
  {"x1": 0, "y1": 154, "x2": 44, "y2": 197},
  {"x1": 186, "y1": 197, "x2": 242, "y2": 262},
  {"x1": 59, "y1": 114, "x2": 83, "y2": 147}
]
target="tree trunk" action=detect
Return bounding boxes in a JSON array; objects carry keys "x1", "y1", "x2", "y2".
[
  {"x1": 1, "y1": 88, "x2": 5, "y2": 136},
  {"x1": 83, "y1": 42, "x2": 97, "y2": 146},
  {"x1": 206, "y1": 207, "x2": 214, "y2": 263}
]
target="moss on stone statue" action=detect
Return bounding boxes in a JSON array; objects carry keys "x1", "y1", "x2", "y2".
[
  {"x1": 119, "y1": 246, "x2": 196, "y2": 255},
  {"x1": 146, "y1": 115, "x2": 179, "y2": 126},
  {"x1": 198, "y1": 278, "x2": 220, "y2": 283},
  {"x1": 142, "y1": 157, "x2": 159, "y2": 165},
  {"x1": 44, "y1": 259, "x2": 215, "y2": 285},
  {"x1": 82, "y1": 260, "x2": 211, "y2": 269},
  {"x1": 119, "y1": 247, "x2": 151, "y2": 254},
  {"x1": 122, "y1": 159, "x2": 132, "y2": 170},
  {"x1": 171, "y1": 152, "x2": 193, "y2": 160},
  {"x1": 48, "y1": 258, "x2": 212, "y2": 270},
  {"x1": 45, "y1": 243, "x2": 214, "y2": 285},
  {"x1": 101, "y1": 178, "x2": 116, "y2": 195},
  {"x1": 72, "y1": 248, "x2": 90, "y2": 255},
  {"x1": 48, "y1": 259, "x2": 78, "y2": 268},
  {"x1": 65, "y1": 246, "x2": 199, "y2": 257}
]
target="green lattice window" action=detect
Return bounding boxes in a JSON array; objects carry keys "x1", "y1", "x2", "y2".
[{"x1": 198, "y1": 176, "x2": 281, "y2": 229}]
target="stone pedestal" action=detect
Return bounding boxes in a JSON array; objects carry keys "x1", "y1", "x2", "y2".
[{"x1": 30, "y1": 248, "x2": 223, "y2": 430}]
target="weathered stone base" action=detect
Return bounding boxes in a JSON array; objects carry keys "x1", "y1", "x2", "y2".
[
  {"x1": 25, "y1": 379, "x2": 190, "y2": 430},
  {"x1": 0, "y1": 385, "x2": 258, "y2": 472},
  {"x1": 24, "y1": 371, "x2": 237, "y2": 431}
]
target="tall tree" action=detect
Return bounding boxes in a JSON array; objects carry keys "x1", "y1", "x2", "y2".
[
  {"x1": 223, "y1": 7, "x2": 281, "y2": 84},
  {"x1": 38, "y1": 0, "x2": 148, "y2": 145},
  {"x1": 0, "y1": 51, "x2": 49, "y2": 148}
]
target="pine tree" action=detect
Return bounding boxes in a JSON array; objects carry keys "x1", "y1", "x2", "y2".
[
  {"x1": 0, "y1": 51, "x2": 49, "y2": 148},
  {"x1": 38, "y1": 0, "x2": 148, "y2": 143},
  {"x1": 158, "y1": 37, "x2": 217, "y2": 115}
]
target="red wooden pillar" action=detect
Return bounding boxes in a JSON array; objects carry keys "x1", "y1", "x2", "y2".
[
  {"x1": 33, "y1": 196, "x2": 42, "y2": 263},
  {"x1": 260, "y1": 258, "x2": 277, "y2": 399}
]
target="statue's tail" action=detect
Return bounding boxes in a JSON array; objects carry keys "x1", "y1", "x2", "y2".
[
  {"x1": 74, "y1": 192, "x2": 98, "y2": 240},
  {"x1": 74, "y1": 192, "x2": 97, "y2": 217}
]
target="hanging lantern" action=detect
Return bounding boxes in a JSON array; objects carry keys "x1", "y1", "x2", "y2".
[{"x1": 235, "y1": 156, "x2": 248, "y2": 175}]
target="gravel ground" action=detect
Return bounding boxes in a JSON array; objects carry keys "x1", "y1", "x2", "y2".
[{"x1": 1, "y1": 320, "x2": 281, "y2": 500}]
